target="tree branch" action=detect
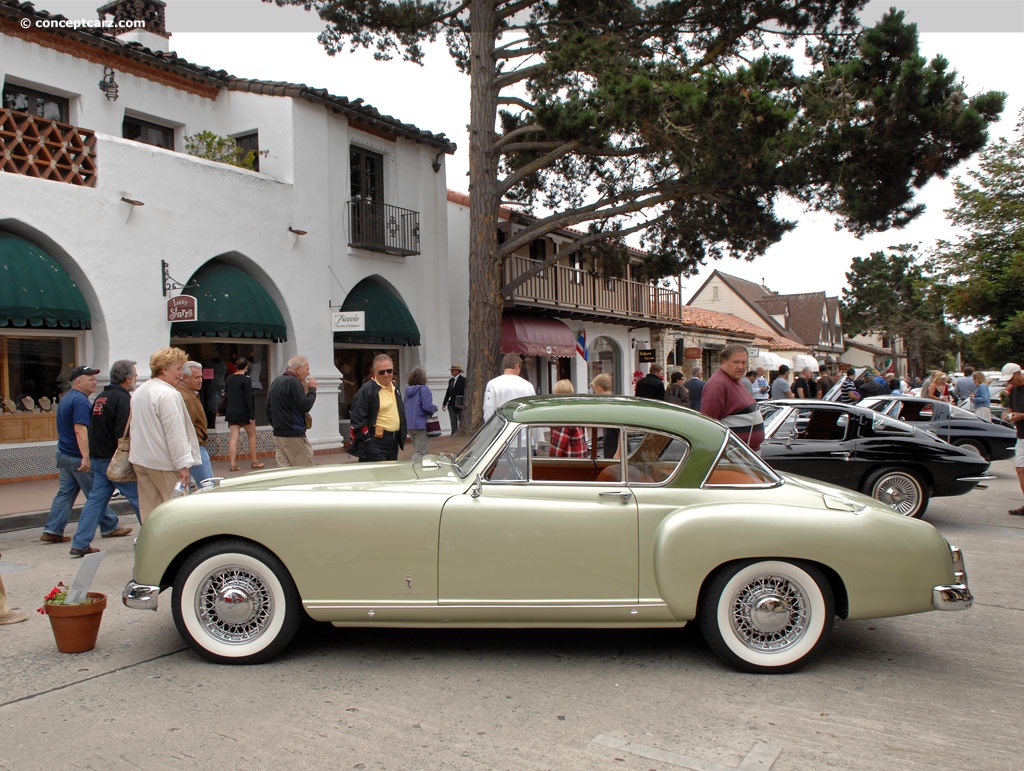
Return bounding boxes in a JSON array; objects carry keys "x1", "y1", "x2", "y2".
[
  {"x1": 498, "y1": 141, "x2": 580, "y2": 195},
  {"x1": 496, "y1": 95, "x2": 536, "y2": 111}
]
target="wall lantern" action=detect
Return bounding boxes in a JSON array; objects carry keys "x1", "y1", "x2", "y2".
[{"x1": 98, "y1": 67, "x2": 119, "y2": 101}]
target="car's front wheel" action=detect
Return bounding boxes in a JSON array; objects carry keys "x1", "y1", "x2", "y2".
[
  {"x1": 863, "y1": 467, "x2": 928, "y2": 518},
  {"x1": 699, "y1": 560, "x2": 834, "y2": 674},
  {"x1": 171, "y1": 539, "x2": 302, "y2": 664}
]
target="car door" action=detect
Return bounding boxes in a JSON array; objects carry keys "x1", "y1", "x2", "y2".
[
  {"x1": 760, "y1": 406, "x2": 856, "y2": 489},
  {"x1": 437, "y1": 425, "x2": 638, "y2": 611}
]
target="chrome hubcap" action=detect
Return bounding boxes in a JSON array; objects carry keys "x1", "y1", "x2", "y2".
[
  {"x1": 730, "y1": 575, "x2": 808, "y2": 652},
  {"x1": 874, "y1": 475, "x2": 919, "y2": 516},
  {"x1": 196, "y1": 567, "x2": 272, "y2": 644}
]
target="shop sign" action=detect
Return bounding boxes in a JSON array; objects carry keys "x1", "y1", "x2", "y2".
[
  {"x1": 747, "y1": 347, "x2": 760, "y2": 358},
  {"x1": 637, "y1": 349, "x2": 655, "y2": 363},
  {"x1": 167, "y1": 294, "x2": 197, "y2": 322},
  {"x1": 683, "y1": 347, "x2": 701, "y2": 359},
  {"x1": 331, "y1": 310, "x2": 365, "y2": 331}
]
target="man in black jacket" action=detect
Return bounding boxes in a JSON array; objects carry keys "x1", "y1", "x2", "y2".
[
  {"x1": 348, "y1": 354, "x2": 406, "y2": 462},
  {"x1": 634, "y1": 363, "x2": 666, "y2": 400},
  {"x1": 266, "y1": 354, "x2": 318, "y2": 467},
  {"x1": 442, "y1": 364, "x2": 466, "y2": 434},
  {"x1": 70, "y1": 359, "x2": 137, "y2": 557}
]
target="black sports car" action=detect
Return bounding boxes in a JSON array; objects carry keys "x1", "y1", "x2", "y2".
[
  {"x1": 860, "y1": 394, "x2": 1017, "y2": 461},
  {"x1": 759, "y1": 399, "x2": 993, "y2": 518}
]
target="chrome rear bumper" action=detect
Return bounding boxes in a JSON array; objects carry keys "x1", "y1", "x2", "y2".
[
  {"x1": 122, "y1": 580, "x2": 160, "y2": 611},
  {"x1": 933, "y1": 545, "x2": 972, "y2": 610}
]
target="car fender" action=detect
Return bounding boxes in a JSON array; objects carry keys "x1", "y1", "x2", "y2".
[{"x1": 649, "y1": 502, "x2": 954, "y2": 621}]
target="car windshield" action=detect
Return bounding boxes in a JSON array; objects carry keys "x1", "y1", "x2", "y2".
[{"x1": 453, "y1": 415, "x2": 507, "y2": 478}]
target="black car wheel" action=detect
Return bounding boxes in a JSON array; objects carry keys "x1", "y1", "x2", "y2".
[
  {"x1": 863, "y1": 467, "x2": 928, "y2": 518},
  {"x1": 952, "y1": 438, "x2": 989, "y2": 461},
  {"x1": 172, "y1": 539, "x2": 303, "y2": 664},
  {"x1": 699, "y1": 559, "x2": 834, "y2": 674}
]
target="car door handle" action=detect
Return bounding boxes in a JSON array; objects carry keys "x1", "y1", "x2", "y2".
[
  {"x1": 599, "y1": 491, "x2": 633, "y2": 504},
  {"x1": 830, "y1": 452, "x2": 852, "y2": 460}
]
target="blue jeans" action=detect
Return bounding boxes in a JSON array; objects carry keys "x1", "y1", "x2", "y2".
[
  {"x1": 189, "y1": 445, "x2": 215, "y2": 488},
  {"x1": 43, "y1": 450, "x2": 118, "y2": 537},
  {"x1": 71, "y1": 459, "x2": 140, "y2": 549}
]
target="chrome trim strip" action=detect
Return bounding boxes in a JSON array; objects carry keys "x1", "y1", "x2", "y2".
[
  {"x1": 303, "y1": 601, "x2": 669, "y2": 611},
  {"x1": 956, "y1": 474, "x2": 997, "y2": 482},
  {"x1": 122, "y1": 580, "x2": 160, "y2": 611}
]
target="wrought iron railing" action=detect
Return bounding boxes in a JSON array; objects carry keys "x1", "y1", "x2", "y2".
[
  {"x1": 347, "y1": 199, "x2": 421, "y2": 256},
  {"x1": 0, "y1": 109, "x2": 97, "y2": 187}
]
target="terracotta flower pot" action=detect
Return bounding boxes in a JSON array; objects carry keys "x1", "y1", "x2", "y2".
[{"x1": 45, "y1": 592, "x2": 106, "y2": 653}]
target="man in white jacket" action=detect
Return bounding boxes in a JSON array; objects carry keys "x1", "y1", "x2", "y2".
[{"x1": 129, "y1": 347, "x2": 200, "y2": 521}]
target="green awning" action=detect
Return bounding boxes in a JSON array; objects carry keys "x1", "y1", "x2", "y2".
[
  {"x1": 0, "y1": 233, "x2": 91, "y2": 329},
  {"x1": 334, "y1": 277, "x2": 420, "y2": 346},
  {"x1": 171, "y1": 260, "x2": 287, "y2": 342}
]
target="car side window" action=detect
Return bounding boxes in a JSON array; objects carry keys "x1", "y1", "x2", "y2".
[
  {"x1": 622, "y1": 429, "x2": 690, "y2": 484},
  {"x1": 792, "y1": 408, "x2": 848, "y2": 441},
  {"x1": 485, "y1": 426, "x2": 531, "y2": 482},
  {"x1": 484, "y1": 425, "x2": 627, "y2": 484}
]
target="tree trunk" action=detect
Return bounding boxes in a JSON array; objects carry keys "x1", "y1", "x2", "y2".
[{"x1": 461, "y1": 0, "x2": 503, "y2": 435}]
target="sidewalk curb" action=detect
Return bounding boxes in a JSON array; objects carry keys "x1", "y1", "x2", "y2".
[{"x1": 1, "y1": 500, "x2": 135, "y2": 535}]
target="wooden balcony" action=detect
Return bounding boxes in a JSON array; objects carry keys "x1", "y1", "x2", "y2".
[
  {"x1": 348, "y1": 199, "x2": 421, "y2": 256},
  {"x1": 0, "y1": 109, "x2": 97, "y2": 187},
  {"x1": 504, "y1": 254, "x2": 682, "y2": 326}
]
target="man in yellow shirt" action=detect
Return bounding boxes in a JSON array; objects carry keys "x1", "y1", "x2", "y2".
[{"x1": 347, "y1": 354, "x2": 406, "y2": 462}]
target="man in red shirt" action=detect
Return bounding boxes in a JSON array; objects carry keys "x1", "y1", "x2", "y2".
[{"x1": 700, "y1": 344, "x2": 765, "y2": 452}]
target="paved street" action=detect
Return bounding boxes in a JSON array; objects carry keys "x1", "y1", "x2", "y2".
[{"x1": 1, "y1": 458, "x2": 1021, "y2": 770}]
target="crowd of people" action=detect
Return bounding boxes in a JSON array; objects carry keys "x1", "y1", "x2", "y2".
[{"x1": 32, "y1": 345, "x2": 1024, "y2": 562}]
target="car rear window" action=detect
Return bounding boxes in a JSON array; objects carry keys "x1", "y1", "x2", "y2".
[{"x1": 704, "y1": 435, "x2": 781, "y2": 487}]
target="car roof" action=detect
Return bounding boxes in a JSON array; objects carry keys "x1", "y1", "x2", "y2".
[
  {"x1": 497, "y1": 395, "x2": 729, "y2": 442},
  {"x1": 762, "y1": 398, "x2": 876, "y2": 417}
]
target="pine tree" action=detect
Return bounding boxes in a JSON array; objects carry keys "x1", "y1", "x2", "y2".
[{"x1": 268, "y1": 0, "x2": 1004, "y2": 430}]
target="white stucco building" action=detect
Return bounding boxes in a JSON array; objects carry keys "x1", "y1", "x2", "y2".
[{"x1": 0, "y1": 0, "x2": 455, "y2": 480}]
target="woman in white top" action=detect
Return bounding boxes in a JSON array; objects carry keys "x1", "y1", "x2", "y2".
[{"x1": 129, "y1": 347, "x2": 200, "y2": 521}]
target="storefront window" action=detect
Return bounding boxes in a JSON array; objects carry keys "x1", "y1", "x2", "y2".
[{"x1": 1, "y1": 334, "x2": 79, "y2": 442}]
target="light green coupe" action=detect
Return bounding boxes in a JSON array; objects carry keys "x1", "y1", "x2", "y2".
[{"x1": 123, "y1": 396, "x2": 971, "y2": 673}]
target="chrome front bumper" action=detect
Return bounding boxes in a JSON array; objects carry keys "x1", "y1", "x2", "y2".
[
  {"x1": 122, "y1": 580, "x2": 161, "y2": 611},
  {"x1": 933, "y1": 545, "x2": 973, "y2": 611}
]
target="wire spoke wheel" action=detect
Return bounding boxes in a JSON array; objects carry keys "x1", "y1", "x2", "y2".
[
  {"x1": 729, "y1": 574, "x2": 809, "y2": 654},
  {"x1": 173, "y1": 540, "x2": 302, "y2": 664},
  {"x1": 195, "y1": 565, "x2": 273, "y2": 644},
  {"x1": 700, "y1": 560, "x2": 833, "y2": 673},
  {"x1": 866, "y1": 468, "x2": 926, "y2": 518}
]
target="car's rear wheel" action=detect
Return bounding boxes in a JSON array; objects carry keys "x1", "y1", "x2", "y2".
[
  {"x1": 172, "y1": 539, "x2": 302, "y2": 664},
  {"x1": 699, "y1": 560, "x2": 834, "y2": 674},
  {"x1": 863, "y1": 467, "x2": 928, "y2": 518},
  {"x1": 953, "y1": 438, "x2": 988, "y2": 461}
]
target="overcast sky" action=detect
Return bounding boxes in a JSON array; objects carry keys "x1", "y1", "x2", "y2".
[{"x1": 35, "y1": 1, "x2": 1024, "y2": 300}]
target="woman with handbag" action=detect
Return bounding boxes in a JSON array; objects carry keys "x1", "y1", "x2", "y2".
[
  {"x1": 404, "y1": 367, "x2": 438, "y2": 461},
  {"x1": 225, "y1": 358, "x2": 264, "y2": 471}
]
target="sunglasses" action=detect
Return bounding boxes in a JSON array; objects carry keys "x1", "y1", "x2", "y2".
[{"x1": 377, "y1": 368, "x2": 394, "y2": 375}]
